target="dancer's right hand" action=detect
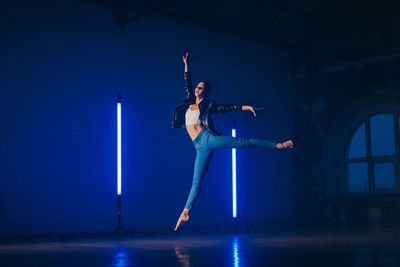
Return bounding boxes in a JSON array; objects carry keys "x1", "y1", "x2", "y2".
[{"x1": 183, "y1": 51, "x2": 189, "y2": 65}]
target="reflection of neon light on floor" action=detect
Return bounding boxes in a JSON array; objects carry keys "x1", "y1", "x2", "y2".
[
  {"x1": 232, "y1": 128, "x2": 237, "y2": 218},
  {"x1": 233, "y1": 236, "x2": 239, "y2": 267},
  {"x1": 113, "y1": 248, "x2": 133, "y2": 267}
]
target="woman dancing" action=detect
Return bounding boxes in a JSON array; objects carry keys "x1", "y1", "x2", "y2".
[{"x1": 172, "y1": 52, "x2": 293, "y2": 231}]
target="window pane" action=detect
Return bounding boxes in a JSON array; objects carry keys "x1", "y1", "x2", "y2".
[
  {"x1": 348, "y1": 122, "x2": 366, "y2": 158},
  {"x1": 347, "y1": 163, "x2": 369, "y2": 192},
  {"x1": 370, "y1": 114, "x2": 395, "y2": 156},
  {"x1": 374, "y1": 162, "x2": 395, "y2": 189}
]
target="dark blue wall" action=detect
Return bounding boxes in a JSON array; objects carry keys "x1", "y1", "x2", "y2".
[{"x1": 0, "y1": 0, "x2": 295, "y2": 235}]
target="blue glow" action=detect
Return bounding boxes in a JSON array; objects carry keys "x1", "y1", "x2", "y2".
[
  {"x1": 112, "y1": 249, "x2": 132, "y2": 267},
  {"x1": 117, "y1": 102, "x2": 121, "y2": 195},
  {"x1": 232, "y1": 236, "x2": 240, "y2": 267},
  {"x1": 232, "y1": 129, "x2": 237, "y2": 218}
]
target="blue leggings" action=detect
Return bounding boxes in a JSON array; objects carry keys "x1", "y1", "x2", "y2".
[{"x1": 184, "y1": 128, "x2": 276, "y2": 210}]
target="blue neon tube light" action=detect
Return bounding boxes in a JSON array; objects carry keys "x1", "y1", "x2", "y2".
[
  {"x1": 232, "y1": 128, "x2": 237, "y2": 218},
  {"x1": 117, "y1": 102, "x2": 121, "y2": 195}
]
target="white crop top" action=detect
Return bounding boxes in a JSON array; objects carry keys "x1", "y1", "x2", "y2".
[{"x1": 185, "y1": 107, "x2": 201, "y2": 125}]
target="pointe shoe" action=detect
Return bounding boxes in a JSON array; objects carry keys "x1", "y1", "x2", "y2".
[{"x1": 174, "y1": 212, "x2": 190, "y2": 231}]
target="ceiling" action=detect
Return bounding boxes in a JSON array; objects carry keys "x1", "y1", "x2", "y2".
[{"x1": 88, "y1": 0, "x2": 400, "y2": 72}]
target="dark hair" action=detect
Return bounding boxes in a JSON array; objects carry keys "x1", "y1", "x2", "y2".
[{"x1": 201, "y1": 81, "x2": 212, "y2": 99}]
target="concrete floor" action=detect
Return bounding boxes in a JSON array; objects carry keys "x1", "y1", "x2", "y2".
[{"x1": 1, "y1": 229, "x2": 400, "y2": 266}]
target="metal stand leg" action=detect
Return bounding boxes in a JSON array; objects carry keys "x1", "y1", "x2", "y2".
[
  {"x1": 213, "y1": 208, "x2": 256, "y2": 234},
  {"x1": 112, "y1": 195, "x2": 134, "y2": 238}
]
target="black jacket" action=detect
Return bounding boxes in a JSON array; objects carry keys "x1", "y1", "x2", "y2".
[{"x1": 172, "y1": 72, "x2": 242, "y2": 136}]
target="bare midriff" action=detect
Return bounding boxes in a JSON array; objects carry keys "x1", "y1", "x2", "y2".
[
  {"x1": 186, "y1": 124, "x2": 204, "y2": 141},
  {"x1": 186, "y1": 105, "x2": 204, "y2": 141}
]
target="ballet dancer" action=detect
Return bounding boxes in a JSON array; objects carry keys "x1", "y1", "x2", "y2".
[{"x1": 172, "y1": 52, "x2": 293, "y2": 231}]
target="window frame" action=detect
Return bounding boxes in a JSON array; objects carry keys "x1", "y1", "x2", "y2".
[{"x1": 344, "y1": 113, "x2": 400, "y2": 194}]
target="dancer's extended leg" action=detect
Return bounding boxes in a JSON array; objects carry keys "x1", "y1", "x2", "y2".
[
  {"x1": 184, "y1": 149, "x2": 213, "y2": 210},
  {"x1": 206, "y1": 135, "x2": 277, "y2": 150},
  {"x1": 175, "y1": 148, "x2": 213, "y2": 231}
]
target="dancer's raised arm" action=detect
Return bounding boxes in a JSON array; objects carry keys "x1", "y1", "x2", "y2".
[
  {"x1": 183, "y1": 52, "x2": 194, "y2": 100},
  {"x1": 183, "y1": 51, "x2": 189, "y2": 73}
]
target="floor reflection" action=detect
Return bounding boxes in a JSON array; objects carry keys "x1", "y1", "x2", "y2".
[
  {"x1": 2, "y1": 230, "x2": 400, "y2": 267},
  {"x1": 112, "y1": 247, "x2": 133, "y2": 267},
  {"x1": 174, "y1": 245, "x2": 190, "y2": 267},
  {"x1": 232, "y1": 236, "x2": 240, "y2": 267}
]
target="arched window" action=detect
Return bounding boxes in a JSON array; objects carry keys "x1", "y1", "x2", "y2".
[{"x1": 345, "y1": 114, "x2": 400, "y2": 193}]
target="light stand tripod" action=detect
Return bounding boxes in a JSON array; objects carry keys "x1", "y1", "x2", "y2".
[{"x1": 112, "y1": 194, "x2": 133, "y2": 237}]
